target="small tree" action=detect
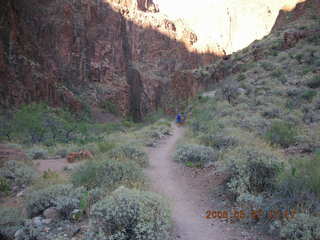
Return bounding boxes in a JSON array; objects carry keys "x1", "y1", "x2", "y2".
[{"x1": 13, "y1": 103, "x2": 49, "y2": 143}]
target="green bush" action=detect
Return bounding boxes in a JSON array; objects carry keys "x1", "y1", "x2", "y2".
[
  {"x1": 98, "y1": 141, "x2": 116, "y2": 153},
  {"x1": 88, "y1": 187, "x2": 171, "y2": 240},
  {"x1": 306, "y1": 76, "x2": 320, "y2": 89},
  {"x1": 301, "y1": 90, "x2": 318, "y2": 102},
  {"x1": 260, "y1": 61, "x2": 274, "y2": 71},
  {"x1": 174, "y1": 144, "x2": 217, "y2": 167},
  {"x1": 199, "y1": 133, "x2": 238, "y2": 150},
  {"x1": 27, "y1": 147, "x2": 48, "y2": 159},
  {"x1": 0, "y1": 176, "x2": 10, "y2": 194},
  {"x1": 279, "y1": 213, "x2": 320, "y2": 240},
  {"x1": 226, "y1": 146, "x2": 282, "y2": 198},
  {"x1": 265, "y1": 120, "x2": 298, "y2": 147},
  {"x1": 280, "y1": 155, "x2": 320, "y2": 199},
  {"x1": 0, "y1": 207, "x2": 24, "y2": 239},
  {"x1": 3, "y1": 103, "x2": 99, "y2": 145},
  {"x1": 100, "y1": 101, "x2": 118, "y2": 115},
  {"x1": 0, "y1": 160, "x2": 38, "y2": 187},
  {"x1": 110, "y1": 145, "x2": 148, "y2": 167},
  {"x1": 71, "y1": 159, "x2": 145, "y2": 190},
  {"x1": 55, "y1": 148, "x2": 68, "y2": 158},
  {"x1": 25, "y1": 184, "x2": 85, "y2": 218}
]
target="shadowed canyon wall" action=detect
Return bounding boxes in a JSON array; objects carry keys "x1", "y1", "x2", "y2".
[{"x1": 0, "y1": 0, "x2": 314, "y2": 120}]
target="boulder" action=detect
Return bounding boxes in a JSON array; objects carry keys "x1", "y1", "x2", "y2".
[{"x1": 43, "y1": 207, "x2": 60, "y2": 220}]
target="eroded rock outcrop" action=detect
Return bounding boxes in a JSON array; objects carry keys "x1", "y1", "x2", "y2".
[
  {"x1": 0, "y1": 0, "x2": 315, "y2": 120},
  {"x1": 0, "y1": 0, "x2": 217, "y2": 120}
]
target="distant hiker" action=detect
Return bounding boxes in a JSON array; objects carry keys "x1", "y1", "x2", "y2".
[{"x1": 176, "y1": 113, "x2": 182, "y2": 126}]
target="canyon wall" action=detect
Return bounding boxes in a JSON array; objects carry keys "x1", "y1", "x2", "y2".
[{"x1": 0, "y1": 0, "x2": 314, "y2": 120}]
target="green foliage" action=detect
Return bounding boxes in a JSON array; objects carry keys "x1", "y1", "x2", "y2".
[
  {"x1": 2, "y1": 103, "x2": 101, "y2": 145},
  {"x1": 271, "y1": 69, "x2": 283, "y2": 79},
  {"x1": 198, "y1": 133, "x2": 238, "y2": 150},
  {"x1": 88, "y1": 187, "x2": 171, "y2": 240},
  {"x1": 0, "y1": 207, "x2": 24, "y2": 239},
  {"x1": 55, "y1": 148, "x2": 68, "y2": 158},
  {"x1": 98, "y1": 141, "x2": 116, "y2": 153},
  {"x1": 13, "y1": 103, "x2": 49, "y2": 144},
  {"x1": 301, "y1": 90, "x2": 317, "y2": 102},
  {"x1": 282, "y1": 154, "x2": 320, "y2": 198},
  {"x1": 27, "y1": 147, "x2": 48, "y2": 159},
  {"x1": 174, "y1": 144, "x2": 217, "y2": 167},
  {"x1": 222, "y1": 84, "x2": 240, "y2": 104},
  {"x1": 100, "y1": 100, "x2": 118, "y2": 115},
  {"x1": 279, "y1": 214, "x2": 320, "y2": 240},
  {"x1": 25, "y1": 184, "x2": 85, "y2": 218},
  {"x1": 260, "y1": 61, "x2": 274, "y2": 71},
  {"x1": 71, "y1": 159, "x2": 145, "y2": 190},
  {"x1": 0, "y1": 176, "x2": 10, "y2": 194},
  {"x1": 225, "y1": 146, "x2": 282, "y2": 198},
  {"x1": 237, "y1": 73, "x2": 246, "y2": 81},
  {"x1": 110, "y1": 144, "x2": 148, "y2": 167},
  {"x1": 0, "y1": 160, "x2": 38, "y2": 187},
  {"x1": 265, "y1": 120, "x2": 298, "y2": 147}
]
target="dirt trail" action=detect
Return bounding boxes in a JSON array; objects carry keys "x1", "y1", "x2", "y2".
[{"x1": 146, "y1": 125, "x2": 260, "y2": 240}]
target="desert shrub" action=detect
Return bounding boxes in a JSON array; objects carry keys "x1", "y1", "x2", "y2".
[
  {"x1": 100, "y1": 100, "x2": 118, "y2": 115},
  {"x1": 54, "y1": 195, "x2": 81, "y2": 219},
  {"x1": 0, "y1": 207, "x2": 24, "y2": 240},
  {"x1": 198, "y1": 133, "x2": 238, "y2": 151},
  {"x1": 71, "y1": 159, "x2": 145, "y2": 190},
  {"x1": 154, "y1": 118, "x2": 171, "y2": 127},
  {"x1": 271, "y1": 69, "x2": 283, "y2": 78},
  {"x1": 98, "y1": 141, "x2": 116, "y2": 153},
  {"x1": 262, "y1": 107, "x2": 281, "y2": 119},
  {"x1": 27, "y1": 147, "x2": 48, "y2": 159},
  {"x1": 301, "y1": 90, "x2": 318, "y2": 102},
  {"x1": 87, "y1": 187, "x2": 171, "y2": 240},
  {"x1": 55, "y1": 148, "x2": 68, "y2": 158},
  {"x1": 110, "y1": 145, "x2": 148, "y2": 167},
  {"x1": 0, "y1": 176, "x2": 10, "y2": 194},
  {"x1": 260, "y1": 61, "x2": 274, "y2": 71},
  {"x1": 238, "y1": 114, "x2": 269, "y2": 135},
  {"x1": 5, "y1": 103, "x2": 101, "y2": 145},
  {"x1": 237, "y1": 73, "x2": 246, "y2": 81},
  {"x1": 265, "y1": 120, "x2": 298, "y2": 147},
  {"x1": 225, "y1": 146, "x2": 282, "y2": 198},
  {"x1": 283, "y1": 154, "x2": 320, "y2": 198},
  {"x1": 279, "y1": 213, "x2": 320, "y2": 240},
  {"x1": 0, "y1": 160, "x2": 38, "y2": 187},
  {"x1": 306, "y1": 76, "x2": 320, "y2": 89},
  {"x1": 222, "y1": 84, "x2": 240, "y2": 104},
  {"x1": 174, "y1": 144, "x2": 217, "y2": 167},
  {"x1": 25, "y1": 184, "x2": 85, "y2": 218}
]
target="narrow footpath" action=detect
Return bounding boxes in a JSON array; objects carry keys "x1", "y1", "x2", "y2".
[{"x1": 146, "y1": 125, "x2": 260, "y2": 240}]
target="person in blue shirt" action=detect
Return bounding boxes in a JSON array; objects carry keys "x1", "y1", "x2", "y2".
[{"x1": 176, "y1": 113, "x2": 182, "y2": 125}]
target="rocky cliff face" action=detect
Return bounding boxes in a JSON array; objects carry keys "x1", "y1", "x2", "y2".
[
  {"x1": 155, "y1": 0, "x2": 308, "y2": 54},
  {"x1": 0, "y1": 0, "x2": 314, "y2": 120},
  {"x1": 0, "y1": 0, "x2": 217, "y2": 120}
]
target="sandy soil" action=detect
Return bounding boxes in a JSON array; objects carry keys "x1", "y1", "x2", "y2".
[
  {"x1": 146, "y1": 125, "x2": 270, "y2": 240},
  {"x1": 33, "y1": 158, "x2": 81, "y2": 173}
]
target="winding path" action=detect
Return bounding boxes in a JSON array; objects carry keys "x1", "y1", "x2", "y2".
[{"x1": 146, "y1": 125, "x2": 253, "y2": 240}]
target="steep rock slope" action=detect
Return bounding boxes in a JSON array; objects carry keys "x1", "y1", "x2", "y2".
[
  {"x1": 0, "y1": 0, "x2": 314, "y2": 120},
  {"x1": 0, "y1": 0, "x2": 215, "y2": 121},
  {"x1": 155, "y1": 0, "x2": 307, "y2": 54}
]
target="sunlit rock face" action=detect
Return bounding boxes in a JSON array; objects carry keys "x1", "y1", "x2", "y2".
[
  {"x1": 0, "y1": 0, "x2": 309, "y2": 120},
  {"x1": 154, "y1": 0, "x2": 307, "y2": 54}
]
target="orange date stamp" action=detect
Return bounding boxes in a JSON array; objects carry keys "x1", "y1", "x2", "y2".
[{"x1": 205, "y1": 209, "x2": 297, "y2": 223}]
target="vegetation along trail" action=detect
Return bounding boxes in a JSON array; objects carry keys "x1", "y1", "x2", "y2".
[{"x1": 146, "y1": 124, "x2": 262, "y2": 240}]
